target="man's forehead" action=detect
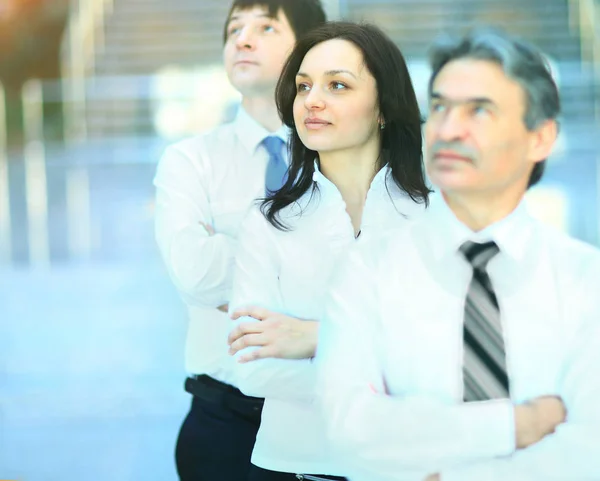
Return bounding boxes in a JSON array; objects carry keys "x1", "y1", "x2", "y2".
[
  {"x1": 228, "y1": 5, "x2": 280, "y2": 22},
  {"x1": 435, "y1": 59, "x2": 505, "y2": 84},
  {"x1": 431, "y1": 59, "x2": 523, "y2": 102}
]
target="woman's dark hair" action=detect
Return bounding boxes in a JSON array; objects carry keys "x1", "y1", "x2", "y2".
[{"x1": 263, "y1": 21, "x2": 431, "y2": 230}]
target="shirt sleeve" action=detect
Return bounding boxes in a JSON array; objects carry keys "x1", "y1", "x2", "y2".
[
  {"x1": 229, "y1": 206, "x2": 317, "y2": 403},
  {"x1": 440, "y1": 264, "x2": 600, "y2": 481},
  {"x1": 154, "y1": 141, "x2": 236, "y2": 308},
  {"x1": 317, "y1": 241, "x2": 516, "y2": 480}
]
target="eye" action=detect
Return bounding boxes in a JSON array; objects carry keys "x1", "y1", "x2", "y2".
[
  {"x1": 429, "y1": 101, "x2": 445, "y2": 114},
  {"x1": 296, "y1": 83, "x2": 311, "y2": 93},
  {"x1": 262, "y1": 24, "x2": 276, "y2": 33},
  {"x1": 330, "y1": 81, "x2": 348, "y2": 91},
  {"x1": 472, "y1": 105, "x2": 489, "y2": 116},
  {"x1": 227, "y1": 25, "x2": 241, "y2": 37}
]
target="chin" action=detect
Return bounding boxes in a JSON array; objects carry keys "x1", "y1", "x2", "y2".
[
  {"x1": 429, "y1": 171, "x2": 475, "y2": 191},
  {"x1": 303, "y1": 142, "x2": 337, "y2": 154},
  {"x1": 296, "y1": 134, "x2": 328, "y2": 152},
  {"x1": 230, "y1": 76, "x2": 267, "y2": 94}
]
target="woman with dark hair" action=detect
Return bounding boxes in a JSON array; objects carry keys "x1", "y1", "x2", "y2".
[{"x1": 227, "y1": 22, "x2": 430, "y2": 481}]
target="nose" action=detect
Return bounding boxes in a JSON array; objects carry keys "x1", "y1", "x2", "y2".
[
  {"x1": 304, "y1": 85, "x2": 325, "y2": 111},
  {"x1": 235, "y1": 26, "x2": 256, "y2": 51},
  {"x1": 434, "y1": 107, "x2": 468, "y2": 141}
]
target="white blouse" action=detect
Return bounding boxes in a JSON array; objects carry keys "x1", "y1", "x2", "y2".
[{"x1": 230, "y1": 163, "x2": 427, "y2": 475}]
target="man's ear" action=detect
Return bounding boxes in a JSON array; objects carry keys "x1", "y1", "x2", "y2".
[{"x1": 528, "y1": 119, "x2": 558, "y2": 165}]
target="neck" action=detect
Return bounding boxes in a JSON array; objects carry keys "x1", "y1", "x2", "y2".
[
  {"x1": 242, "y1": 95, "x2": 282, "y2": 133},
  {"x1": 319, "y1": 142, "x2": 381, "y2": 235},
  {"x1": 443, "y1": 184, "x2": 527, "y2": 232},
  {"x1": 319, "y1": 145, "x2": 381, "y2": 204}
]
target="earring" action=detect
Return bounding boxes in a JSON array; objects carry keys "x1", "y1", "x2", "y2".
[{"x1": 380, "y1": 121, "x2": 386, "y2": 130}]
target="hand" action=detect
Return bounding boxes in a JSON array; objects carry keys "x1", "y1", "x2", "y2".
[
  {"x1": 199, "y1": 221, "x2": 215, "y2": 236},
  {"x1": 424, "y1": 474, "x2": 440, "y2": 481},
  {"x1": 531, "y1": 395, "x2": 567, "y2": 436},
  {"x1": 228, "y1": 306, "x2": 318, "y2": 362},
  {"x1": 514, "y1": 395, "x2": 566, "y2": 449},
  {"x1": 217, "y1": 304, "x2": 228, "y2": 313}
]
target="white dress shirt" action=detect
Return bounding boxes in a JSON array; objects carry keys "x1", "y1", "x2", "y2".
[
  {"x1": 154, "y1": 106, "x2": 288, "y2": 384},
  {"x1": 318, "y1": 193, "x2": 600, "y2": 481},
  {"x1": 230, "y1": 164, "x2": 427, "y2": 475}
]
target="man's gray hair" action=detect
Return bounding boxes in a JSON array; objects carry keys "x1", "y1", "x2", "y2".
[{"x1": 427, "y1": 27, "x2": 560, "y2": 186}]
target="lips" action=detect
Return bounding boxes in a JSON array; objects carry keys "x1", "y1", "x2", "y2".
[
  {"x1": 304, "y1": 118, "x2": 331, "y2": 131},
  {"x1": 433, "y1": 150, "x2": 472, "y2": 162},
  {"x1": 304, "y1": 118, "x2": 331, "y2": 125}
]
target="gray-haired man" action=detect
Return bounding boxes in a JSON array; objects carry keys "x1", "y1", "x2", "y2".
[{"x1": 317, "y1": 28, "x2": 600, "y2": 481}]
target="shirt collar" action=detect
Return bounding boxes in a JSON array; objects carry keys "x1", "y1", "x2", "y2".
[
  {"x1": 311, "y1": 160, "x2": 391, "y2": 193},
  {"x1": 233, "y1": 105, "x2": 289, "y2": 154},
  {"x1": 426, "y1": 192, "x2": 534, "y2": 263}
]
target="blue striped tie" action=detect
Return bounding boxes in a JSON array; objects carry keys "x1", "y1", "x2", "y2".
[
  {"x1": 263, "y1": 136, "x2": 288, "y2": 196},
  {"x1": 460, "y1": 241, "x2": 509, "y2": 401}
]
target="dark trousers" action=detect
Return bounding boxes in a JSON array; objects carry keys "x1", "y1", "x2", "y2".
[
  {"x1": 248, "y1": 465, "x2": 347, "y2": 481},
  {"x1": 175, "y1": 376, "x2": 263, "y2": 481}
]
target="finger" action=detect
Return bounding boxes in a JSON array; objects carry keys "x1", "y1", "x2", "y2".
[
  {"x1": 231, "y1": 306, "x2": 271, "y2": 321},
  {"x1": 227, "y1": 322, "x2": 265, "y2": 345},
  {"x1": 231, "y1": 306, "x2": 270, "y2": 320},
  {"x1": 238, "y1": 345, "x2": 280, "y2": 363},
  {"x1": 229, "y1": 333, "x2": 268, "y2": 355}
]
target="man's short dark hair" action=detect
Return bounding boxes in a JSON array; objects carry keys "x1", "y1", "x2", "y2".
[{"x1": 223, "y1": 0, "x2": 326, "y2": 43}]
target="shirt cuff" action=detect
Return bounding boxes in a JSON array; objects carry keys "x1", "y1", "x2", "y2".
[{"x1": 458, "y1": 398, "x2": 516, "y2": 458}]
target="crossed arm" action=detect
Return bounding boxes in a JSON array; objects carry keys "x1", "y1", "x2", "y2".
[
  {"x1": 316, "y1": 246, "x2": 599, "y2": 481},
  {"x1": 154, "y1": 143, "x2": 236, "y2": 308},
  {"x1": 228, "y1": 207, "x2": 321, "y2": 402}
]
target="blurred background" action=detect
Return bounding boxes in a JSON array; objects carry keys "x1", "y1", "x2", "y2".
[{"x1": 0, "y1": 0, "x2": 598, "y2": 480}]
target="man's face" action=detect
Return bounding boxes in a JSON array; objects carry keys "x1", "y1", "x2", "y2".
[
  {"x1": 223, "y1": 5, "x2": 296, "y2": 97},
  {"x1": 425, "y1": 58, "x2": 547, "y2": 195}
]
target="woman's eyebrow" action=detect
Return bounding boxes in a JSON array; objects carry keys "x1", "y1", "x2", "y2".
[{"x1": 296, "y1": 70, "x2": 357, "y2": 79}]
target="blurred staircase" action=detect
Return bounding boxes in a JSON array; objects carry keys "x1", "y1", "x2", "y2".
[
  {"x1": 84, "y1": 0, "x2": 599, "y2": 151},
  {"x1": 84, "y1": 0, "x2": 230, "y2": 138},
  {"x1": 96, "y1": 0, "x2": 229, "y2": 75},
  {"x1": 347, "y1": 0, "x2": 581, "y2": 60}
]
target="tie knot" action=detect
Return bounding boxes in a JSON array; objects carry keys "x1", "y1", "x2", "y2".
[
  {"x1": 262, "y1": 136, "x2": 285, "y2": 156},
  {"x1": 460, "y1": 241, "x2": 499, "y2": 271}
]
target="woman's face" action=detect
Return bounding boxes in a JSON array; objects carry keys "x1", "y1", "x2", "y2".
[{"x1": 293, "y1": 39, "x2": 381, "y2": 155}]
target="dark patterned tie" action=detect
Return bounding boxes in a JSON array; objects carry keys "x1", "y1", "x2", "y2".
[
  {"x1": 263, "y1": 136, "x2": 287, "y2": 195},
  {"x1": 460, "y1": 241, "x2": 509, "y2": 402}
]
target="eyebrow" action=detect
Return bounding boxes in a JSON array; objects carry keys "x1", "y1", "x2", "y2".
[
  {"x1": 431, "y1": 92, "x2": 498, "y2": 107},
  {"x1": 296, "y1": 69, "x2": 358, "y2": 79}
]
